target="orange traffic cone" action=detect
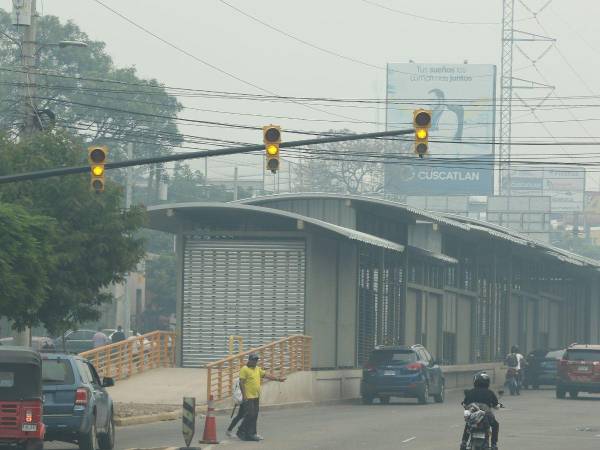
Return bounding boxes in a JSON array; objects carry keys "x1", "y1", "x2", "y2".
[{"x1": 199, "y1": 395, "x2": 219, "y2": 444}]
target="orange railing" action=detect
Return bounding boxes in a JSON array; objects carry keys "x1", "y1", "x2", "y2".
[
  {"x1": 79, "y1": 331, "x2": 176, "y2": 380},
  {"x1": 206, "y1": 335, "x2": 312, "y2": 402}
]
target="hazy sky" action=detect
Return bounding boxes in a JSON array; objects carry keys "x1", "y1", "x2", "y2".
[{"x1": 3, "y1": 0, "x2": 600, "y2": 187}]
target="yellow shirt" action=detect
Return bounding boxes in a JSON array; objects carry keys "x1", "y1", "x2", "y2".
[{"x1": 239, "y1": 366, "x2": 266, "y2": 399}]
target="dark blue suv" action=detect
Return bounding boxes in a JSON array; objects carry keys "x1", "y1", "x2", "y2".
[
  {"x1": 41, "y1": 353, "x2": 115, "y2": 450},
  {"x1": 360, "y1": 345, "x2": 445, "y2": 404}
]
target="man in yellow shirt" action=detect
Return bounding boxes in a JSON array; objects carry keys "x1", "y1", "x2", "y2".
[{"x1": 237, "y1": 353, "x2": 285, "y2": 441}]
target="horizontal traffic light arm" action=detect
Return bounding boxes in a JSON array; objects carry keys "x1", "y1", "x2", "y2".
[{"x1": 0, "y1": 128, "x2": 414, "y2": 185}]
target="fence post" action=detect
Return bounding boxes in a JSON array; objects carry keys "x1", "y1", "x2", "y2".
[
  {"x1": 279, "y1": 342, "x2": 285, "y2": 378},
  {"x1": 217, "y1": 364, "x2": 223, "y2": 401},
  {"x1": 128, "y1": 341, "x2": 134, "y2": 376},
  {"x1": 206, "y1": 366, "x2": 212, "y2": 403}
]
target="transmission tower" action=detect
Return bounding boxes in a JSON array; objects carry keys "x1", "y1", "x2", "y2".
[{"x1": 499, "y1": 0, "x2": 556, "y2": 195}]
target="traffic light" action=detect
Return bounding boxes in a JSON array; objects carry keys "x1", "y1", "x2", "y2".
[
  {"x1": 263, "y1": 125, "x2": 281, "y2": 173},
  {"x1": 413, "y1": 109, "x2": 432, "y2": 158},
  {"x1": 88, "y1": 145, "x2": 107, "y2": 192}
]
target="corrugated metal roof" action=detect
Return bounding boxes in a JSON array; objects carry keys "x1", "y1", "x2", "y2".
[
  {"x1": 239, "y1": 194, "x2": 600, "y2": 270},
  {"x1": 238, "y1": 193, "x2": 471, "y2": 231},
  {"x1": 146, "y1": 203, "x2": 405, "y2": 253},
  {"x1": 408, "y1": 246, "x2": 459, "y2": 264}
]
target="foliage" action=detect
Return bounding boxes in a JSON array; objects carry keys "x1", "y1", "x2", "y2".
[
  {"x1": 553, "y1": 232, "x2": 600, "y2": 261},
  {"x1": 145, "y1": 253, "x2": 177, "y2": 317},
  {"x1": 0, "y1": 131, "x2": 146, "y2": 335},
  {"x1": 0, "y1": 203, "x2": 56, "y2": 330},
  {"x1": 293, "y1": 131, "x2": 383, "y2": 194},
  {"x1": 0, "y1": 10, "x2": 183, "y2": 202}
]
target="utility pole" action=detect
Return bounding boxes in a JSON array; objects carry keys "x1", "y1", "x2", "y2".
[
  {"x1": 19, "y1": 0, "x2": 38, "y2": 135},
  {"x1": 122, "y1": 142, "x2": 133, "y2": 338},
  {"x1": 13, "y1": 0, "x2": 37, "y2": 347}
]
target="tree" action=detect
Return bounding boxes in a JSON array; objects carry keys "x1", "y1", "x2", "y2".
[
  {"x1": 0, "y1": 203, "x2": 56, "y2": 330},
  {"x1": 294, "y1": 130, "x2": 383, "y2": 194},
  {"x1": 0, "y1": 131, "x2": 146, "y2": 336},
  {"x1": 0, "y1": 10, "x2": 183, "y2": 203}
]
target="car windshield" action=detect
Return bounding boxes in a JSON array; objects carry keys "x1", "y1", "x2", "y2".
[
  {"x1": 546, "y1": 350, "x2": 564, "y2": 359},
  {"x1": 370, "y1": 350, "x2": 417, "y2": 365},
  {"x1": 566, "y1": 350, "x2": 600, "y2": 362},
  {"x1": 42, "y1": 360, "x2": 75, "y2": 385}
]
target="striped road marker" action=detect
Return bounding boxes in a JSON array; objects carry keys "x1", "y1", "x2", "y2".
[{"x1": 182, "y1": 397, "x2": 196, "y2": 448}]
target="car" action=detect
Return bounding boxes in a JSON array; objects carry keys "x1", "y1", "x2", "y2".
[
  {"x1": 523, "y1": 349, "x2": 564, "y2": 389},
  {"x1": 41, "y1": 353, "x2": 115, "y2": 450},
  {"x1": 0, "y1": 336, "x2": 56, "y2": 352},
  {"x1": 360, "y1": 345, "x2": 445, "y2": 405},
  {"x1": 54, "y1": 330, "x2": 97, "y2": 354},
  {"x1": 556, "y1": 344, "x2": 600, "y2": 399}
]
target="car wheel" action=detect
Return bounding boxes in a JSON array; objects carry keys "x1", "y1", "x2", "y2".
[
  {"x1": 434, "y1": 382, "x2": 445, "y2": 403},
  {"x1": 569, "y1": 390, "x2": 579, "y2": 399},
  {"x1": 379, "y1": 396, "x2": 390, "y2": 405},
  {"x1": 556, "y1": 387, "x2": 566, "y2": 399},
  {"x1": 361, "y1": 395, "x2": 373, "y2": 405},
  {"x1": 418, "y1": 383, "x2": 429, "y2": 405},
  {"x1": 98, "y1": 414, "x2": 115, "y2": 450},
  {"x1": 79, "y1": 421, "x2": 98, "y2": 450}
]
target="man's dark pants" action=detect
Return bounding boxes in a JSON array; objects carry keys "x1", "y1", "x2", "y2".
[{"x1": 237, "y1": 398, "x2": 260, "y2": 438}]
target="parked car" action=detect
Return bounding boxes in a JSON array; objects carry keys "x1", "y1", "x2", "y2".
[
  {"x1": 360, "y1": 345, "x2": 445, "y2": 405},
  {"x1": 523, "y1": 349, "x2": 564, "y2": 389},
  {"x1": 556, "y1": 344, "x2": 600, "y2": 399},
  {"x1": 41, "y1": 353, "x2": 115, "y2": 450},
  {"x1": 54, "y1": 330, "x2": 97, "y2": 354},
  {"x1": 0, "y1": 336, "x2": 56, "y2": 352}
]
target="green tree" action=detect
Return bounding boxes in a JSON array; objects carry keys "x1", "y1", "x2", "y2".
[
  {"x1": 0, "y1": 10, "x2": 183, "y2": 203},
  {"x1": 294, "y1": 131, "x2": 383, "y2": 194},
  {"x1": 0, "y1": 131, "x2": 146, "y2": 336},
  {"x1": 0, "y1": 203, "x2": 56, "y2": 330}
]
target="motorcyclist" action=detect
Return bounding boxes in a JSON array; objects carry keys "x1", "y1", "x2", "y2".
[
  {"x1": 505, "y1": 345, "x2": 526, "y2": 393},
  {"x1": 460, "y1": 372, "x2": 500, "y2": 450}
]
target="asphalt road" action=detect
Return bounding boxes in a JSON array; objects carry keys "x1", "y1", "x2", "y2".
[{"x1": 45, "y1": 389, "x2": 600, "y2": 450}]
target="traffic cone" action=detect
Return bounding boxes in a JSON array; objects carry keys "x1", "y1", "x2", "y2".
[{"x1": 199, "y1": 395, "x2": 219, "y2": 444}]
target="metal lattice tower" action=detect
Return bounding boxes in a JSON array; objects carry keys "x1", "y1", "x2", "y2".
[{"x1": 498, "y1": 0, "x2": 556, "y2": 195}]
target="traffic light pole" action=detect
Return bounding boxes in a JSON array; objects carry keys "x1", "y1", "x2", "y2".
[{"x1": 0, "y1": 128, "x2": 415, "y2": 185}]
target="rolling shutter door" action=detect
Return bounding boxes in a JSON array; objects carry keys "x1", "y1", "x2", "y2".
[{"x1": 182, "y1": 238, "x2": 306, "y2": 367}]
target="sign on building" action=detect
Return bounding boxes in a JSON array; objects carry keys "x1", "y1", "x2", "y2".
[
  {"x1": 384, "y1": 63, "x2": 496, "y2": 196},
  {"x1": 508, "y1": 168, "x2": 585, "y2": 212}
]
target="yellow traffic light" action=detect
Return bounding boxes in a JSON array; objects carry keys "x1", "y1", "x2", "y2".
[
  {"x1": 88, "y1": 145, "x2": 107, "y2": 192},
  {"x1": 413, "y1": 109, "x2": 432, "y2": 158},
  {"x1": 263, "y1": 125, "x2": 281, "y2": 173}
]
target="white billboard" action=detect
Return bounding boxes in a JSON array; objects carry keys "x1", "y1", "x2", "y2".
[
  {"x1": 508, "y1": 168, "x2": 585, "y2": 212},
  {"x1": 385, "y1": 63, "x2": 496, "y2": 195}
]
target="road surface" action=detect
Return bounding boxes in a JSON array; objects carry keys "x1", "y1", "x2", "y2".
[{"x1": 46, "y1": 389, "x2": 600, "y2": 450}]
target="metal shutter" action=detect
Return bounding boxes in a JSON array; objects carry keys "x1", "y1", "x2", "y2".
[{"x1": 182, "y1": 238, "x2": 306, "y2": 367}]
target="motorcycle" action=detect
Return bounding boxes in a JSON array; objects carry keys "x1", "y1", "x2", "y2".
[
  {"x1": 463, "y1": 403, "x2": 492, "y2": 450},
  {"x1": 505, "y1": 367, "x2": 520, "y2": 396}
]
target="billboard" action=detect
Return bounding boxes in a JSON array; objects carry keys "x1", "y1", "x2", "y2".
[
  {"x1": 384, "y1": 63, "x2": 496, "y2": 195},
  {"x1": 508, "y1": 168, "x2": 585, "y2": 212}
]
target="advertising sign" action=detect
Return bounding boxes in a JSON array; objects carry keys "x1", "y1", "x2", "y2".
[
  {"x1": 384, "y1": 63, "x2": 496, "y2": 195},
  {"x1": 508, "y1": 168, "x2": 585, "y2": 212}
]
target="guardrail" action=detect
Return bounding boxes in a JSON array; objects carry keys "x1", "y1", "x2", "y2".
[
  {"x1": 79, "y1": 331, "x2": 176, "y2": 380},
  {"x1": 206, "y1": 335, "x2": 312, "y2": 402}
]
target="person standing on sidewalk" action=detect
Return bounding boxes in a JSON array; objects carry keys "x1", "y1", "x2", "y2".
[
  {"x1": 92, "y1": 328, "x2": 110, "y2": 348},
  {"x1": 237, "y1": 353, "x2": 286, "y2": 442}
]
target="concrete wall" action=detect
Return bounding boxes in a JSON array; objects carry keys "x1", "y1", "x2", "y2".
[{"x1": 408, "y1": 223, "x2": 442, "y2": 253}]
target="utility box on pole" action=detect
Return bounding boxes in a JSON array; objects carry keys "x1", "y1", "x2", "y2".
[{"x1": 11, "y1": 0, "x2": 33, "y2": 26}]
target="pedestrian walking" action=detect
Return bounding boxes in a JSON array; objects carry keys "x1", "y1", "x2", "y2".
[
  {"x1": 236, "y1": 353, "x2": 286, "y2": 442},
  {"x1": 92, "y1": 328, "x2": 110, "y2": 348}
]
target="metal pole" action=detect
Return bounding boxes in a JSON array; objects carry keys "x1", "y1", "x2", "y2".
[
  {"x1": 123, "y1": 142, "x2": 133, "y2": 338},
  {"x1": 233, "y1": 166, "x2": 238, "y2": 201}
]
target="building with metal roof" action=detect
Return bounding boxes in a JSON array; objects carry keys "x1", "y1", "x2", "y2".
[{"x1": 146, "y1": 194, "x2": 600, "y2": 369}]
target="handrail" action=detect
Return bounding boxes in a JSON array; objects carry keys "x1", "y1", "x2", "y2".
[
  {"x1": 206, "y1": 334, "x2": 312, "y2": 402},
  {"x1": 79, "y1": 331, "x2": 176, "y2": 380}
]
